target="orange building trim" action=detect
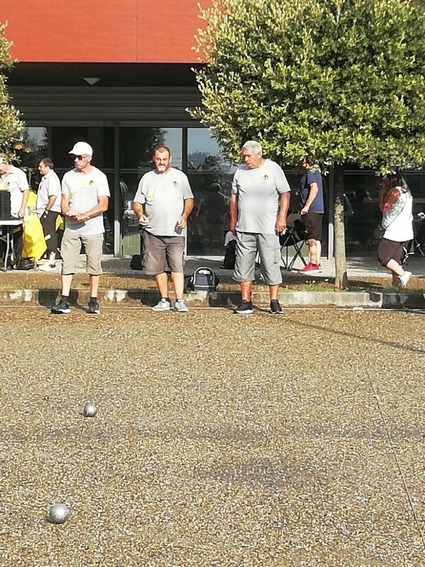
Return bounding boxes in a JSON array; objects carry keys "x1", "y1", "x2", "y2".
[{"x1": 3, "y1": 0, "x2": 204, "y2": 63}]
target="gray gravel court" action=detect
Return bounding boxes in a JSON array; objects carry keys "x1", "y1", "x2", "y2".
[{"x1": 1, "y1": 306, "x2": 424, "y2": 566}]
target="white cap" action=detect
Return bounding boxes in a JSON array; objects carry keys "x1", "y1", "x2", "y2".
[{"x1": 68, "y1": 141, "x2": 93, "y2": 157}]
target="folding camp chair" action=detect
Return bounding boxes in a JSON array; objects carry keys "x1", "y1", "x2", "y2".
[
  {"x1": 279, "y1": 213, "x2": 308, "y2": 271},
  {"x1": 412, "y1": 212, "x2": 425, "y2": 256}
]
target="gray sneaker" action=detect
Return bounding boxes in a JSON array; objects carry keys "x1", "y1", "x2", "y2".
[
  {"x1": 152, "y1": 298, "x2": 171, "y2": 312},
  {"x1": 174, "y1": 299, "x2": 188, "y2": 312},
  {"x1": 399, "y1": 271, "x2": 412, "y2": 289}
]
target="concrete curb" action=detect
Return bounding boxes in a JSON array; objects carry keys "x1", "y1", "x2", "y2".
[{"x1": 1, "y1": 288, "x2": 424, "y2": 309}]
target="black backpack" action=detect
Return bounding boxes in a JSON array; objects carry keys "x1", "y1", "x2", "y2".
[{"x1": 184, "y1": 266, "x2": 219, "y2": 293}]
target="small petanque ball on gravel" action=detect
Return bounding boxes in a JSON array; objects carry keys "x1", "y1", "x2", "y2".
[
  {"x1": 48, "y1": 503, "x2": 70, "y2": 524},
  {"x1": 83, "y1": 401, "x2": 97, "y2": 417}
]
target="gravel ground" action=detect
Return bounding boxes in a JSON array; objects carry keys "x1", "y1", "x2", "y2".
[{"x1": 1, "y1": 306, "x2": 424, "y2": 566}]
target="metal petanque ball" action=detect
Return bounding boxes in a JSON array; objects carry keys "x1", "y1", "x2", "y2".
[
  {"x1": 48, "y1": 503, "x2": 70, "y2": 524},
  {"x1": 83, "y1": 401, "x2": 97, "y2": 417}
]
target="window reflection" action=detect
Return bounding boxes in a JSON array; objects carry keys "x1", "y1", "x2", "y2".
[
  {"x1": 16, "y1": 127, "x2": 48, "y2": 185},
  {"x1": 187, "y1": 129, "x2": 235, "y2": 255},
  {"x1": 17, "y1": 126, "x2": 425, "y2": 257}
]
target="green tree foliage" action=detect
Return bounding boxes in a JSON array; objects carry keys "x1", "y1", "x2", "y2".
[
  {"x1": 0, "y1": 22, "x2": 23, "y2": 159},
  {"x1": 189, "y1": 0, "x2": 425, "y2": 288}
]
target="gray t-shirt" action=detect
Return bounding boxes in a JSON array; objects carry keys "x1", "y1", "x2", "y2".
[
  {"x1": 232, "y1": 159, "x2": 290, "y2": 234},
  {"x1": 36, "y1": 170, "x2": 62, "y2": 217},
  {"x1": 133, "y1": 168, "x2": 194, "y2": 236},
  {"x1": 62, "y1": 166, "x2": 110, "y2": 236}
]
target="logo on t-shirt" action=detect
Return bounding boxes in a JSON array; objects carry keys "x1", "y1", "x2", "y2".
[
  {"x1": 89, "y1": 180, "x2": 94, "y2": 186},
  {"x1": 262, "y1": 175, "x2": 269, "y2": 182},
  {"x1": 172, "y1": 181, "x2": 179, "y2": 187}
]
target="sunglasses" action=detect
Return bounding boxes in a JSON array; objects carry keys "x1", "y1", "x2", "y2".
[{"x1": 73, "y1": 154, "x2": 88, "y2": 160}]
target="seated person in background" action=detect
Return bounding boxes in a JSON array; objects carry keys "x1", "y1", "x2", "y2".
[{"x1": 0, "y1": 157, "x2": 30, "y2": 264}]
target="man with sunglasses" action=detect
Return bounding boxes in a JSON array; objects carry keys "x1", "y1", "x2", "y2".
[{"x1": 51, "y1": 141, "x2": 110, "y2": 315}]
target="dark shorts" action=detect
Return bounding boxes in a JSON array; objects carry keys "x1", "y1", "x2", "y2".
[
  {"x1": 301, "y1": 211, "x2": 323, "y2": 240},
  {"x1": 377, "y1": 238, "x2": 405, "y2": 267},
  {"x1": 143, "y1": 232, "x2": 185, "y2": 275},
  {"x1": 40, "y1": 210, "x2": 60, "y2": 254}
]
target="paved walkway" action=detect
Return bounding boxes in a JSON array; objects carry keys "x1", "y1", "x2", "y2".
[
  {"x1": 101, "y1": 254, "x2": 425, "y2": 279},
  {"x1": 1, "y1": 254, "x2": 424, "y2": 310}
]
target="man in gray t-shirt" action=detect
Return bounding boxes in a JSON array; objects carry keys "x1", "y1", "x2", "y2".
[
  {"x1": 229, "y1": 140, "x2": 290, "y2": 315},
  {"x1": 133, "y1": 145, "x2": 194, "y2": 312}
]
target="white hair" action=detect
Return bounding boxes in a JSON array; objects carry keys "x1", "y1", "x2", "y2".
[{"x1": 242, "y1": 140, "x2": 262, "y2": 155}]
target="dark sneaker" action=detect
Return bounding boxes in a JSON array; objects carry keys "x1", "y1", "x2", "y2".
[
  {"x1": 87, "y1": 301, "x2": 100, "y2": 315},
  {"x1": 51, "y1": 299, "x2": 70, "y2": 314},
  {"x1": 234, "y1": 300, "x2": 253, "y2": 315},
  {"x1": 269, "y1": 299, "x2": 283, "y2": 315}
]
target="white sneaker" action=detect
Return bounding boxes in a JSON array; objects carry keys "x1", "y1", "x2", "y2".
[
  {"x1": 174, "y1": 299, "x2": 188, "y2": 312},
  {"x1": 38, "y1": 262, "x2": 57, "y2": 272},
  {"x1": 152, "y1": 298, "x2": 171, "y2": 311},
  {"x1": 399, "y1": 271, "x2": 412, "y2": 289}
]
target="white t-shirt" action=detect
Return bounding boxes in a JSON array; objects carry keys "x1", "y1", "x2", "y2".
[
  {"x1": 232, "y1": 159, "x2": 290, "y2": 234},
  {"x1": 133, "y1": 168, "x2": 194, "y2": 236},
  {"x1": 1, "y1": 165, "x2": 29, "y2": 215},
  {"x1": 383, "y1": 188, "x2": 413, "y2": 242},
  {"x1": 36, "y1": 170, "x2": 62, "y2": 217},
  {"x1": 62, "y1": 166, "x2": 110, "y2": 236}
]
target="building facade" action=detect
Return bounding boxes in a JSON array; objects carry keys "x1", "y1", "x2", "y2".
[{"x1": 3, "y1": 0, "x2": 425, "y2": 257}]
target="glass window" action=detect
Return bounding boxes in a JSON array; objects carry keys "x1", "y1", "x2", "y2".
[
  {"x1": 16, "y1": 127, "x2": 48, "y2": 186},
  {"x1": 51, "y1": 127, "x2": 115, "y2": 171},
  {"x1": 187, "y1": 128, "x2": 236, "y2": 255},
  {"x1": 343, "y1": 172, "x2": 381, "y2": 255}
]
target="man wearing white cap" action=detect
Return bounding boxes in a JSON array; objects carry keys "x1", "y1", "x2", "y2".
[{"x1": 51, "y1": 142, "x2": 110, "y2": 315}]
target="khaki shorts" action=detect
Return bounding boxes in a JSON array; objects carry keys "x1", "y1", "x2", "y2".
[
  {"x1": 61, "y1": 231, "x2": 104, "y2": 275},
  {"x1": 233, "y1": 231, "x2": 282, "y2": 285},
  {"x1": 143, "y1": 232, "x2": 185, "y2": 276}
]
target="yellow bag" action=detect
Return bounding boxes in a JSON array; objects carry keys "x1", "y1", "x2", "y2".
[{"x1": 22, "y1": 190, "x2": 47, "y2": 260}]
